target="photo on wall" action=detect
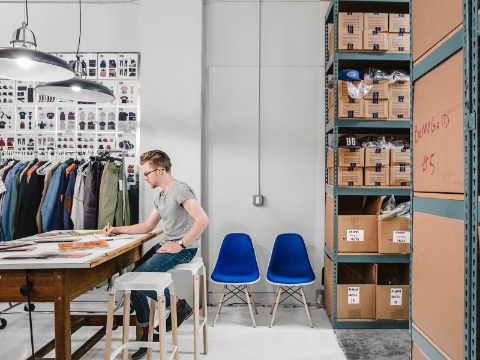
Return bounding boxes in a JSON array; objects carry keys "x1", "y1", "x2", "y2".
[
  {"x1": 16, "y1": 133, "x2": 35, "y2": 151},
  {"x1": 117, "y1": 80, "x2": 138, "y2": 106},
  {"x1": 0, "y1": 106, "x2": 14, "y2": 131},
  {"x1": 16, "y1": 81, "x2": 35, "y2": 104},
  {"x1": 98, "y1": 53, "x2": 118, "y2": 79},
  {"x1": 37, "y1": 106, "x2": 56, "y2": 132},
  {"x1": 0, "y1": 80, "x2": 15, "y2": 105},
  {"x1": 37, "y1": 132, "x2": 55, "y2": 153},
  {"x1": 97, "y1": 106, "x2": 116, "y2": 131},
  {"x1": 16, "y1": 106, "x2": 35, "y2": 131},
  {"x1": 58, "y1": 106, "x2": 76, "y2": 131},
  {"x1": 118, "y1": 53, "x2": 138, "y2": 79},
  {"x1": 0, "y1": 132, "x2": 15, "y2": 151},
  {"x1": 80, "y1": 53, "x2": 98, "y2": 79}
]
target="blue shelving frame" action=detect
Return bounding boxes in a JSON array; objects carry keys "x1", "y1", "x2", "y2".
[{"x1": 325, "y1": 0, "x2": 411, "y2": 330}]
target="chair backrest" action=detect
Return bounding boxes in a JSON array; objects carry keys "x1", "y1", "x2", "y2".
[
  {"x1": 211, "y1": 233, "x2": 260, "y2": 284},
  {"x1": 266, "y1": 233, "x2": 315, "y2": 285}
]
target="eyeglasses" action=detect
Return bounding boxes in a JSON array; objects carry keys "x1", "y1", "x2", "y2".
[{"x1": 144, "y1": 168, "x2": 163, "y2": 178}]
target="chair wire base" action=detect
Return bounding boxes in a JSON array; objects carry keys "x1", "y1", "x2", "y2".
[{"x1": 212, "y1": 284, "x2": 258, "y2": 328}]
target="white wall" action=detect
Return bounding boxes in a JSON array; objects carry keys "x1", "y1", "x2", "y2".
[{"x1": 205, "y1": 0, "x2": 328, "y2": 305}]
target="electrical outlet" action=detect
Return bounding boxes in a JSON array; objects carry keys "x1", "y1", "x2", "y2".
[{"x1": 253, "y1": 195, "x2": 263, "y2": 206}]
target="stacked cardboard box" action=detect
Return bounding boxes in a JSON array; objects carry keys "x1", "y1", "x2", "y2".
[
  {"x1": 389, "y1": 148, "x2": 410, "y2": 186},
  {"x1": 388, "y1": 13, "x2": 410, "y2": 54},
  {"x1": 324, "y1": 255, "x2": 410, "y2": 321},
  {"x1": 327, "y1": 147, "x2": 365, "y2": 186},
  {"x1": 364, "y1": 13, "x2": 389, "y2": 51}
]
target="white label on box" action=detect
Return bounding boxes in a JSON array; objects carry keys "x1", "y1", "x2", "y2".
[
  {"x1": 393, "y1": 231, "x2": 410, "y2": 243},
  {"x1": 346, "y1": 230, "x2": 364, "y2": 242},
  {"x1": 348, "y1": 287, "x2": 360, "y2": 304},
  {"x1": 390, "y1": 288, "x2": 402, "y2": 306}
]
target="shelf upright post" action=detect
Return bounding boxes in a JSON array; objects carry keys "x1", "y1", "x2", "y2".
[
  {"x1": 332, "y1": 0, "x2": 340, "y2": 330},
  {"x1": 408, "y1": 0, "x2": 413, "y2": 350},
  {"x1": 463, "y1": 0, "x2": 476, "y2": 358},
  {"x1": 469, "y1": 0, "x2": 478, "y2": 358}
]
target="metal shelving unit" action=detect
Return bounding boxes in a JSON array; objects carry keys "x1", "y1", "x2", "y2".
[
  {"x1": 325, "y1": 0, "x2": 411, "y2": 330},
  {"x1": 408, "y1": 0, "x2": 477, "y2": 358}
]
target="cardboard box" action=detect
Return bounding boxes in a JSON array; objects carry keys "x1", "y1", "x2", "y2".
[
  {"x1": 364, "y1": 13, "x2": 389, "y2": 32},
  {"x1": 363, "y1": 31, "x2": 389, "y2": 51},
  {"x1": 327, "y1": 148, "x2": 365, "y2": 168},
  {"x1": 389, "y1": 99, "x2": 410, "y2": 119},
  {"x1": 327, "y1": 167, "x2": 364, "y2": 186},
  {"x1": 338, "y1": 98, "x2": 364, "y2": 118},
  {"x1": 390, "y1": 148, "x2": 410, "y2": 165},
  {"x1": 389, "y1": 165, "x2": 411, "y2": 186},
  {"x1": 363, "y1": 80, "x2": 389, "y2": 100},
  {"x1": 412, "y1": 0, "x2": 462, "y2": 61},
  {"x1": 389, "y1": 13, "x2": 411, "y2": 33},
  {"x1": 413, "y1": 50, "x2": 463, "y2": 193},
  {"x1": 338, "y1": 12, "x2": 364, "y2": 32},
  {"x1": 376, "y1": 263, "x2": 409, "y2": 320},
  {"x1": 388, "y1": 33, "x2": 410, "y2": 53},
  {"x1": 337, "y1": 263, "x2": 376, "y2": 319},
  {"x1": 365, "y1": 99, "x2": 388, "y2": 119},
  {"x1": 337, "y1": 80, "x2": 352, "y2": 99},
  {"x1": 389, "y1": 81, "x2": 410, "y2": 100},
  {"x1": 325, "y1": 194, "x2": 378, "y2": 253},
  {"x1": 324, "y1": 254, "x2": 333, "y2": 316},
  {"x1": 412, "y1": 211, "x2": 464, "y2": 359},
  {"x1": 328, "y1": 26, "x2": 333, "y2": 60},
  {"x1": 327, "y1": 105, "x2": 334, "y2": 124},
  {"x1": 364, "y1": 148, "x2": 390, "y2": 167},
  {"x1": 378, "y1": 216, "x2": 410, "y2": 254},
  {"x1": 364, "y1": 167, "x2": 390, "y2": 186},
  {"x1": 338, "y1": 31, "x2": 363, "y2": 51},
  {"x1": 328, "y1": 89, "x2": 334, "y2": 108}
]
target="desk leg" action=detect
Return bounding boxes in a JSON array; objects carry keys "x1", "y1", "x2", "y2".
[{"x1": 54, "y1": 270, "x2": 71, "y2": 360}]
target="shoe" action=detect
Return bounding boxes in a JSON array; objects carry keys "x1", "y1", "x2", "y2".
[
  {"x1": 131, "y1": 333, "x2": 159, "y2": 360},
  {"x1": 154, "y1": 300, "x2": 193, "y2": 333}
]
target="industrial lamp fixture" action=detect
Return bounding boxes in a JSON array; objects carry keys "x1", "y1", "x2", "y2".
[
  {"x1": 0, "y1": 1, "x2": 75, "y2": 82},
  {"x1": 35, "y1": 0, "x2": 115, "y2": 103}
]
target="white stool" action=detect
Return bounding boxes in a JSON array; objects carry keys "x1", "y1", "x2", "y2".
[
  {"x1": 169, "y1": 257, "x2": 208, "y2": 360},
  {"x1": 104, "y1": 272, "x2": 179, "y2": 360}
]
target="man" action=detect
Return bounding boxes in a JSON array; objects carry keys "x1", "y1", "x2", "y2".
[{"x1": 103, "y1": 150, "x2": 209, "y2": 360}]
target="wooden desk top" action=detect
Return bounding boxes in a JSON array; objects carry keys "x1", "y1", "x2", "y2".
[{"x1": 0, "y1": 230, "x2": 163, "y2": 270}]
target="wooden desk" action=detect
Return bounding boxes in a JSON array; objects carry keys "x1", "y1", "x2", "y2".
[{"x1": 0, "y1": 230, "x2": 163, "y2": 360}]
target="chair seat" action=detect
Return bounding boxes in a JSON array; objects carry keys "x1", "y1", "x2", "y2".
[
  {"x1": 170, "y1": 256, "x2": 204, "y2": 274},
  {"x1": 266, "y1": 272, "x2": 315, "y2": 285},
  {"x1": 211, "y1": 272, "x2": 260, "y2": 284},
  {"x1": 110, "y1": 272, "x2": 173, "y2": 293}
]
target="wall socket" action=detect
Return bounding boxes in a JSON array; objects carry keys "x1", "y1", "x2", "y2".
[{"x1": 253, "y1": 195, "x2": 264, "y2": 206}]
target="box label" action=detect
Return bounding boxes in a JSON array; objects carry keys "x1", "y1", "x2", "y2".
[
  {"x1": 346, "y1": 229, "x2": 364, "y2": 241},
  {"x1": 390, "y1": 288, "x2": 403, "y2": 306},
  {"x1": 348, "y1": 287, "x2": 360, "y2": 304},
  {"x1": 393, "y1": 231, "x2": 410, "y2": 243}
]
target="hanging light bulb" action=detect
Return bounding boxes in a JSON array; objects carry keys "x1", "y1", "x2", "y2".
[
  {"x1": 0, "y1": 16, "x2": 74, "y2": 82},
  {"x1": 35, "y1": 0, "x2": 115, "y2": 103}
]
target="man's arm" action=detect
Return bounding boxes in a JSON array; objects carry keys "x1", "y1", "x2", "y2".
[
  {"x1": 103, "y1": 209, "x2": 161, "y2": 235},
  {"x1": 157, "y1": 199, "x2": 209, "y2": 254}
]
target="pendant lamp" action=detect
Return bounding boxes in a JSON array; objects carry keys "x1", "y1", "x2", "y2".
[
  {"x1": 0, "y1": 14, "x2": 74, "y2": 82},
  {"x1": 35, "y1": 0, "x2": 115, "y2": 103}
]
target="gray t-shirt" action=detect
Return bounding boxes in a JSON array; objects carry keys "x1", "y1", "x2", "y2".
[{"x1": 153, "y1": 180, "x2": 199, "y2": 248}]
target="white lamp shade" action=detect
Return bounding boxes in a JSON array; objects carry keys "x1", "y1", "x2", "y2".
[
  {"x1": 35, "y1": 77, "x2": 115, "y2": 103},
  {"x1": 0, "y1": 47, "x2": 74, "y2": 82}
]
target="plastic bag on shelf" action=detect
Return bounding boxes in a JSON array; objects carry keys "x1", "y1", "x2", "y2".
[
  {"x1": 379, "y1": 195, "x2": 411, "y2": 220},
  {"x1": 389, "y1": 69, "x2": 411, "y2": 84},
  {"x1": 345, "y1": 80, "x2": 373, "y2": 99},
  {"x1": 361, "y1": 67, "x2": 390, "y2": 81},
  {"x1": 360, "y1": 135, "x2": 410, "y2": 149}
]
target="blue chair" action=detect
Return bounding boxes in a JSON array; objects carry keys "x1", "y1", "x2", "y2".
[
  {"x1": 266, "y1": 233, "x2": 315, "y2": 327},
  {"x1": 210, "y1": 233, "x2": 260, "y2": 327}
]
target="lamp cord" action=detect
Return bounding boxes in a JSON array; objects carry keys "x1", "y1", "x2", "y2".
[
  {"x1": 25, "y1": 0, "x2": 29, "y2": 26},
  {"x1": 76, "y1": 0, "x2": 82, "y2": 58}
]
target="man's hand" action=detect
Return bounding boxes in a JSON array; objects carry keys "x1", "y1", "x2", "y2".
[
  {"x1": 102, "y1": 225, "x2": 117, "y2": 236},
  {"x1": 156, "y1": 242, "x2": 182, "y2": 254}
]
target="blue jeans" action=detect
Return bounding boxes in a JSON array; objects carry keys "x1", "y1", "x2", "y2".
[{"x1": 130, "y1": 243, "x2": 197, "y2": 326}]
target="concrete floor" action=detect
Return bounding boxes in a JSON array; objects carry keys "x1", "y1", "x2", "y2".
[{"x1": 0, "y1": 290, "x2": 410, "y2": 360}]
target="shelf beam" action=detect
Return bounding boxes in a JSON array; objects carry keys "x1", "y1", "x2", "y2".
[
  {"x1": 412, "y1": 327, "x2": 448, "y2": 360},
  {"x1": 412, "y1": 30, "x2": 462, "y2": 82},
  {"x1": 326, "y1": 186, "x2": 410, "y2": 196},
  {"x1": 326, "y1": 120, "x2": 411, "y2": 134},
  {"x1": 334, "y1": 320, "x2": 409, "y2": 329},
  {"x1": 412, "y1": 197, "x2": 464, "y2": 220}
]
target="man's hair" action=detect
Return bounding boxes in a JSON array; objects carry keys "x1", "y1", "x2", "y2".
[{"x1": 140, "y1": 150, "x2": 172, "y2": 172}]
